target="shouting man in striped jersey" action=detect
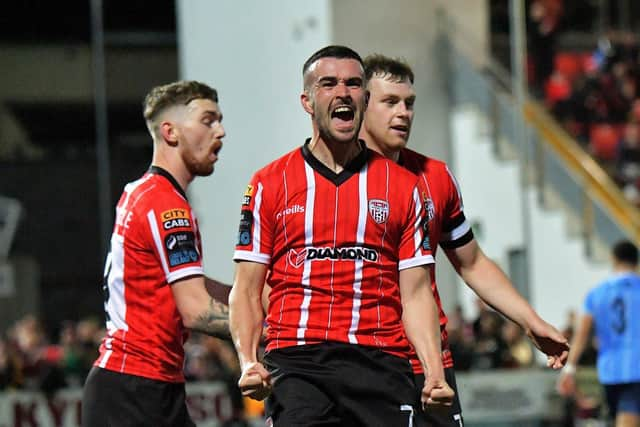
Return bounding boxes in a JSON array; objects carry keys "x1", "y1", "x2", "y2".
[{"x1": 230, "y1": 45, "x2": 453, "y2": 426}]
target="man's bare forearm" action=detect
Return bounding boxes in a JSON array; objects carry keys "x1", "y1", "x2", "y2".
[{"x1": 191, "y1": 297, "x2": 230, "y2": 339}]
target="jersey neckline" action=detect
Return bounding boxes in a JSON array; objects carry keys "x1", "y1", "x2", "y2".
[
  {"x1": 148, "y1": 165, "x2": 188, "y2": 200},
  {"x1": 301, "y1": 138, "x2": 369, "y2": 186}
]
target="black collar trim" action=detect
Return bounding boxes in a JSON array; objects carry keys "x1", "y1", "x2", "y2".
[
  {"x1": 149, "y1": 166, "x2": 187, "y2": 200},
  {"x1": 301, "y1": 138, "x2": 369, "y2": 186}
]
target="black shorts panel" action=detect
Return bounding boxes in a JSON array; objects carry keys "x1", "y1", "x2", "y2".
[
  {"x1": 604, "y1": 382, "x2": 640, "y2": 418},
  {"x1": 81, "y1": 366, "x2": 195, "y2": 427},
  {"x1": 415, "y1": 367, "x2": 464, "y2": 427},
  {"x1": 263, "y1": 343, "x2": 417, "y2": 427}
]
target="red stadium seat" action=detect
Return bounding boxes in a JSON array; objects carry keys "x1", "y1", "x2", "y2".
[
  {"x1": 581, "y1": 53, "x2": 599, "y2": 75},
  {"x1": 589, "y1": 124, "x2": 620, "y2": 161},
  {"x1": 544, "y1": 72, "x2": 571, "y2": 107},
  {"x1": 554, "y1": 52, "x2": 584, "y2": 82}
]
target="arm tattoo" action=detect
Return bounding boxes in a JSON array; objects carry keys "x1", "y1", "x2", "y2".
[{"x1": 192, "y1": 298, "x2": 230, "y2": 340}]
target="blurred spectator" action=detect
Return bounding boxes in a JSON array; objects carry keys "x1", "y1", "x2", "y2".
[
  {"x1": 57, "y1": 319, "x2": 100, "y2": 387},
  {"x1": 501, "y1": 321, "x2": 534, "y2": 368},
  {"x1": 471, "y1": 298, "x2": 491, "y2": 337},
  {"x1": 447, "y1": 305, "x2": 474, "y2": 371},
  {"x1": 185, "y1": 334, "x2": 250, "y2": 425},
  {"x1": 9, "y1": 315, "x2": 67, "y2": 395},
  {"x1": 528, "y1": 0, "x2": 564, "y2": 93},
  {"x1": 74, "y1": 317, "x2": 102, "y2": 379},
  {"x1": 185, "y1": 334, "x2": 237, "y2": 382},
  {"x1": 561, "y1": 309, "x2": 577, "y2": 341},
  {"x1": 471, "y1": 309, "x2": 507, "y2": 369},
  {"x1": 0, "y1": 335, "x2": 22, "y2": 390},
  {"x1": 541, "y1": 29, "x2": 640, "y2": 207}
]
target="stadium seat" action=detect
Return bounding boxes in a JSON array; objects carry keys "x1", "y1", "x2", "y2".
[
  {"x1": 554, "y1": 52, "x2": 584, "y2": 82},
  {"x1": 589, "y1": 124, "x2": 620, "y2": 161},
  {"x1": 544, "y1": 71, "x2": 572, "y2": 107}
]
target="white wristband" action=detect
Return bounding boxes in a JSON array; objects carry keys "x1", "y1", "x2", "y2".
[{"x1": 562, "y1": 363, "x2": 576, "y2": 375}]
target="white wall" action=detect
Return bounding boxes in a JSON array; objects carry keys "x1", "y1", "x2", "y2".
[
  {"x1": 176, "y1": 0, "x2": 331, "y2": 282},
  {"x1": 177, "y1": 1, "x2": 489, "y2": 311},
  {"x1": 451, "y1": 107, "x2": 610, "y2": 329}
]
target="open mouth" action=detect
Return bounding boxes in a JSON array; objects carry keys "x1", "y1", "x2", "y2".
[
  {"x1": 390, "y1": 124, "x2": 409, "y2": 137},
  {"x1": 331, "y1": 105, "x2": 355, "y2": 122},
  {"x1": 390, "y1": 124, "x2": 408, "y2": 132}
]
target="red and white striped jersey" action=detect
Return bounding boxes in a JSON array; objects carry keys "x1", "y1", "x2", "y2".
[
  {"x1": 94, "y1": 166, "x2": 204, "y2": 383},
  {"x1": 234, "y1": 141, "x2": 434, "y2": 359},
  {"x1": 400, "y1": 148, "x2": 474, "y2": 372}
]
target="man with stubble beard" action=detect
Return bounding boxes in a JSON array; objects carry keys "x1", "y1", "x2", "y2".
[
  {"x1": 82, "y1": 81, "x2": 231, "y2": 427},
  {"x1": 360, "y1": 54, "x2": 570, "y2": 427},
  {"x1": 229, "y1": 45, "x2": 453, "y2": 426}
]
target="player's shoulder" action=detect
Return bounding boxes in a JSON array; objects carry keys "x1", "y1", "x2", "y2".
[
  {"x1": 252, "y1": 146, "x2": 303, "y2": 180},
  {"x1": 400, "y1": 148, "x2": 450, "y2": 176},
  {"x1": 128, "y1": 171, "x2": 189, "y2": 212},
  {"x1": 590, "y1": 274, "x2": 624, "y2": 298},
  {"x1": 368, "y1": 149, "x2": 418, "y2": 183}
]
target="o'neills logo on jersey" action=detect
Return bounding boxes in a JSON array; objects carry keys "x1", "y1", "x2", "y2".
[
  {"x1": 276, "y1": 204, "x2": 305, "y2": 219},
  {"x1": 287, "y1": 246, "x2": 379, "y2": 268},
  {"x1": 368, "y1": 199, "x2": 389, "y2": 224}
]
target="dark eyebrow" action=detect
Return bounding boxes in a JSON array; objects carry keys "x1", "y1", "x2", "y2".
[
  {"x1": 318, "y1": 76, "x2": 338, "y2": 84},
  {"x1": 203, "y1": 110, "x2": 223, "y2": 121},
  {"x1": 317, "y1": 76, "x2": 363, "y2": 86}
]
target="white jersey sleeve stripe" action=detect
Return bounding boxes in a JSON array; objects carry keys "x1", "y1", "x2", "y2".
[
  {"x1": 166, "y1": 266, "x2": 205, "y2": 284},
  {"x1": 252, "y1": 183, "x2": 264, "y2": 252},
  {"x1": 233, "y1": 250, "x2": 270, "y2": 265},
  {"x1": 442, "y1": 220, "x2": 471, "y2": 242},
  {"x1": 147, "y1": 209, "x2": 171, "y2": 278},
  {"x1": 399, "y1": 254, "x2": 435, "y2": 270}
]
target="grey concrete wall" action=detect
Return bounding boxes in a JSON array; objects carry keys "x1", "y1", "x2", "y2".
[
  {"x1": 178, "y1": 0, "x2": 489, "y2": 314},
  {"x1": 0, "y1": 44, "x2": 177, "y2": 102},
  {"x1": 332, "y1": 0, "x2": 487, "y2": 313}
]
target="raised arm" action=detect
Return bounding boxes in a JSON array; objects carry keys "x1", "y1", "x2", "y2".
[
  {"x1": 445, "y1": 239, "x2": 569, "y2": 368},
  {"x1": 229, "y1": 260, "x2": 271, "y2": 400},
  {"x1": 399, "y1": 265, "x2": 454, "y2": 408}
]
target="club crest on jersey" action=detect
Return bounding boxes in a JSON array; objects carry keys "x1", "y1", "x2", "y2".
[
  {"x1": 424, "y1": 198, "x2": 435, "y2": 222},
  {"x1": 368, "y1": 199, "x2": 389, "y2": 224},
  {"x1": 287, "y1": 248, "x2": 308, "y2": 268}
]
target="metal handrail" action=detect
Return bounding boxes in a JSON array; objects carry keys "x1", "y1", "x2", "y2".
[
  {"x1": 523, "y1": 102, "x2": 640, "y2": 244},
  {"x1": 441, "y1": 7, "x2": 640, "y2": 247}
]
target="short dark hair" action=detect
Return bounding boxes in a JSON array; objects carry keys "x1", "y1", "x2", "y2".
[
  {"x1": 302, "y1": 45, "x2": 364, "y2": 86},
  {"x1": 613, "y1": 240, "x2": 638, "y2": 265},
  {"x1": 143, "y1": 80, "x2": 218, "y2": 122},
  {"x1": 364, "y1": 54, "x2": 414, "y2": 84}
]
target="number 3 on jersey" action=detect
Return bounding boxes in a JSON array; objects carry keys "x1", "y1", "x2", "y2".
[{"x1": 611, "y1": 296, "x2": 626, "y2": 334}]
